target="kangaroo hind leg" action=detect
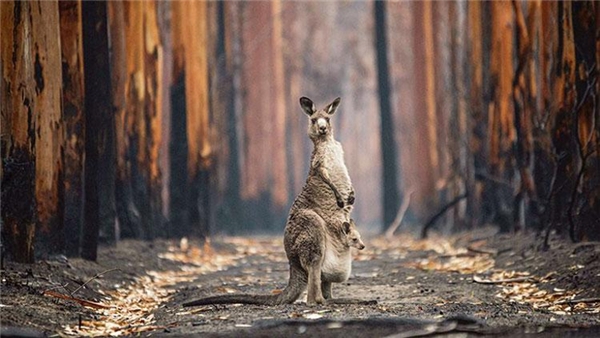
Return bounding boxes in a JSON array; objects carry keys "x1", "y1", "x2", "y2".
[
  {"x1": 306, "y1": 262, "x2": 325, "y2": 305},
  {"x1": 321, "y1": 281, "x2": 332, "y2": 299}
]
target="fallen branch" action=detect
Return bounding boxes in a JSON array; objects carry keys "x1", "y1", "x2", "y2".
[
  {"x1": 385, "y1": 189, "x2": 414, "y2": 238},
  {"x1": 71, "y1": 268, "x2": 120, "y2": 296},
  {"x1": 467, "y1": 246, "x2": 498, "y2": 256},
  {"x1": 555, "y1": 297, "x2": 600, "y2": 305},
  {"x1": 421, "y1": 193, "x2": 468, "y2": 239},
  {"x1": 43, "y1": 290, "x2": 110, "y2": 309},
  {"x1": 326, "y1": 298, "x2": 378, "y2": 305},
  {"x1": 472, "y1": 275, "x2": 533, "y2": 284}
]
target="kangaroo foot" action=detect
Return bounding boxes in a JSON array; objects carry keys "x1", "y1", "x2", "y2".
[{"x1": 307, "y1": 296, "x2": 326, "y2": 306}]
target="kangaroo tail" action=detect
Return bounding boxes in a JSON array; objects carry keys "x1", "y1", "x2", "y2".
[
  {"x1": 183, "y1": 265, "x2": 306, "y2": 307},
  {"x1": 182, "y1": 293, "x2": 279, "y2": 306},
  {"x1": 182, "y1": 284, "x2": 303, "y2": 306}
]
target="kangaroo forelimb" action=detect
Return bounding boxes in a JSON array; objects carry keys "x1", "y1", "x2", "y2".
[
  {"x1": 347, "y1": 188, "x2": 355, "y2": 206},
  {"x1": 317, "y1": 166, "x2": 345, "y2": 208}
]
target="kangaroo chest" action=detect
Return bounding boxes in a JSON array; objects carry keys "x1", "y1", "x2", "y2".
[{"x1": 319, "y1": 141, "x2": 351, "y2": 189}]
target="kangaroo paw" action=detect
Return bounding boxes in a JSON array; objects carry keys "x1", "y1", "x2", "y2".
[{"x1": 347, "y1": 193, "x2": 355, "y2": 206}]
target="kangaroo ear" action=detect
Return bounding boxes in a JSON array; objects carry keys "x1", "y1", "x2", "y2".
[
  {"x1": 342, "y1": 222, "x2": 351, "y2": 235},
  {"x1": 299, "y1": 97, "x2": 316, "y2": 116},
  {"x1": 326, "y1": 97, "x2": 341, "y2": 115}
]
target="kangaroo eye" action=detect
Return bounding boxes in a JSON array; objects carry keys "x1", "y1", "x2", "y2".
[
  {"x1": 311, "y1": 119, "x2": 316, "y2": 125},
  {"x1": 325, "y1": 117, "x2": 330, "y2": 123},
  {"x1": 353, "y1": 238, "x2": 358, "y2": 242}
]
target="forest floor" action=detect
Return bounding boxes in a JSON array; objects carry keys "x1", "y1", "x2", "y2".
[{"x1": 1, "y1": 229, "x2": 600, "y2": 337}]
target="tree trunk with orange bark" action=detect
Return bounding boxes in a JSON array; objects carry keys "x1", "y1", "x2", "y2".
[
  {"x1": 125, "y1": 1, "x2": 154, "y2": 240},
  {"x1": 467, "y1": 1, "x2": 487, "y2": 231},
  {"x1": 484, "y1": 1, "x2": 516, "y2": 233},
  {"x1": 142, "y1": 0, "x2": 165, "y2": 239},
  {"x1": 28, "y1": 1, "x2": 65, "y2": 258},
  {"x1": 410, "y1": 1, "x2": 439, "y2": 220},
  {"x1": 109, "y1": 1, "x2": 142, "y2": 239},
  {"x1": 386, "y1": 1, "x2": 417, "y2": 226},
  {"x1": 431, "y1": 1, "x2": 452, "y2": 230},
  {"x1": 237, "y1": 1, "x2": 290, "y2": 231},
  {"x1": 1, "y1": 1, "x2": 65, "y2": 261},
  {"x1": 2, "y1": 2, "x2": 41, "y2": 262},
  {"x1": 170, "y1": 1, "x2": 213, "y2": 239},
  {"x1": 449, "y1": 1, "x2": 472, "y2": 231}
]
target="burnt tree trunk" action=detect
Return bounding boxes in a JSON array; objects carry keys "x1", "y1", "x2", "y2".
[
  {"x1": 1, "y1": 1, "x2": 38, "y2": 263},
  {"x1": 81, "y1": 0, "x2": 116, "y2": 260},
  {"x1": 411, "y1": 1, "x2": 439, "y2": 220},
  {"x1": 487, "y1": 1, "x2": 515, "y2": 233},
  {"x1": 29, "y1": 1, "x2": 64, "y2": 258},
  {"x1": 570, "y1": 1, "x2": 599, "y2": 241},
  {"x1": 387, "y1": 1, "x2": 417, "y2": 226},
  {"x1": 142, "y1": 0, "x2": 164, "y2": 239},
  {"x1": 467, "y1": 0, "x2": 486, "y2": 230},
  {"x1": 511, "y1": 0, "x2": 539, "y2": 231},
  {"x1": 450, "y1": 1, "x2": 471, "y2": 231},
  {"x1": 547, "y1": 1, "x2": 577, "y2": 238},
  {"x1": 109, "y1": 1, "x2": 142, "y2": 239},
  {"x1": 170, "y1": 1, "x2": 212, "y2": 239},
  {"x1": 169, "y1": 0, "x2": 188, "y2": 237},
  {"x1": 219, "y1": 2, "x2": 243, "y2": 233},
  {"x1": 59, "y1": 0, "x2": 85, "y2": 257},
  {"x1": 126, "y1": 1, "x2": 153, "y2": 240},
  {"x1": 1, "y1": 1, "x2": 65, "y2": 261},
  {"x1": 374, "y1": 0, "x2": 401, "y2": 228}
]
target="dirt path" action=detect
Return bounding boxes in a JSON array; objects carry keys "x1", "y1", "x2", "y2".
[{"x1": 1, "y1": 232, "x2": 599, "y2": 337}]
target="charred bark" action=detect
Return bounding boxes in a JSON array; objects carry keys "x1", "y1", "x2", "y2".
[
  {"x1": 2, "y1": 2, "x2": 39, "y2": 263},
  {"x1": 109, "y1": 1, "x2": 142, "y2": 239},
  {"x1": 571, "y1": 1, "x2": 599, "y2": 241},
  {"x1": 59, "y1": 0, "x2": 85, "y2": 257},
  {"x1": 374, "y1": 0, "x2": 401, "y2": 228},
  {"x1": 548, "y1": 2, "x2": 577, "y2": 239},
  {"x1": 142, "y1": 0, "x2": 164, "y2": 239},
  {"x1": 1, "y1": 1, "x2": 65, "y2": 261},
  {"x1": 82, "y1": 0, "x2": 116, "y2": 260},
  {"x1": 169, "y1": 71, "x2": 190, "y2": 238}
]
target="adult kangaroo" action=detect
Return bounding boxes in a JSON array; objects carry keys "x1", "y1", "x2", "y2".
[{"x1": 183, "y1": 97, "x2": 367, "y2": 307}]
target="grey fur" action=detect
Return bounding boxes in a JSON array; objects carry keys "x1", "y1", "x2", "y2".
[{"x1": 183, "y1": 97, "x2": 361, "y2": 307}]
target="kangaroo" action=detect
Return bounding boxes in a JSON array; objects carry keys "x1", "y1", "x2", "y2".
[
  {"x1": 183, "y1": 219, "x2": 365, "y2": 306},
  {"x1": 183, "y1": 97, "x2": 366, "y2": 307}
]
